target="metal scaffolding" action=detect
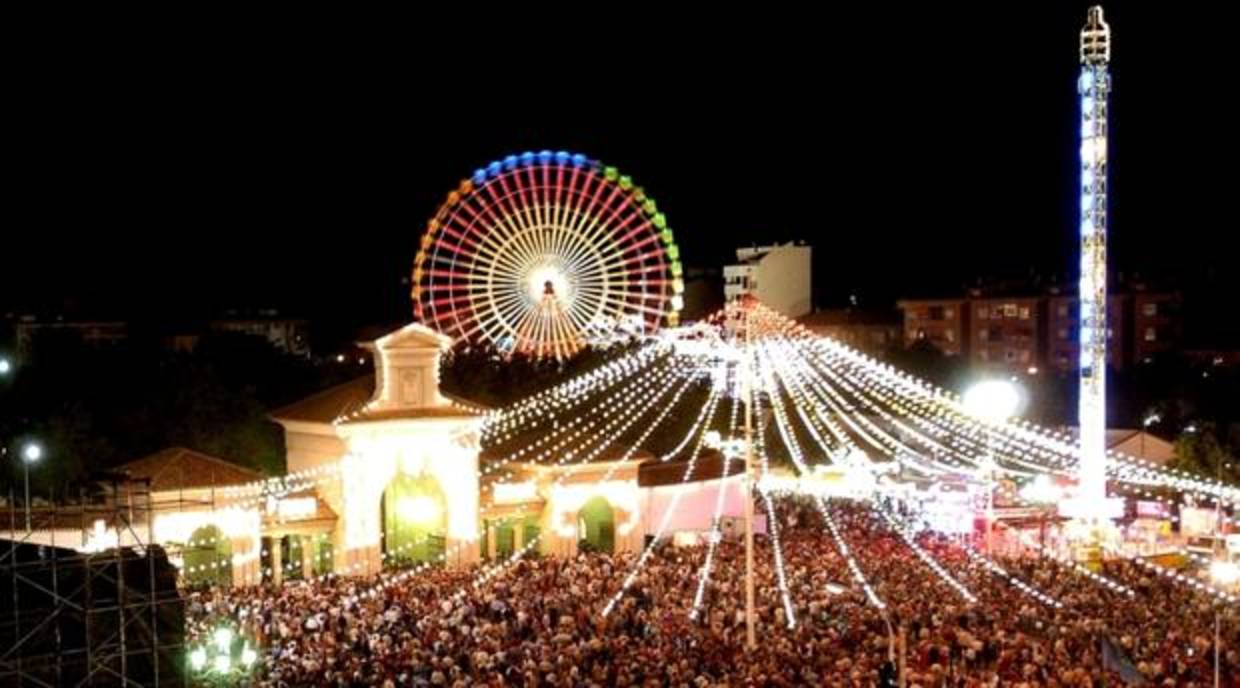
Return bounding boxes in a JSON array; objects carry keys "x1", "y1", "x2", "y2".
[{"x1": 0, "y1": 478, "x2": 186, "y2": 687}]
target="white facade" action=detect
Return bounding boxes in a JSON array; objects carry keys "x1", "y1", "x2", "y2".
[
  {"x1": 276, "y1": 323, "x2": 485, "y2": 575},
  {"x1": 723, "y1": 242, "x2": 812, "y2": 317}
]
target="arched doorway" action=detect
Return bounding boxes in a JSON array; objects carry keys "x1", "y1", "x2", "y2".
[
  {"x1": 183, "y1": 524, "x2": 232, "y2": 587},
  {"x1": 491, "y1": 514, "x2": 542, "y2": 560},
  {"x1": 578, "y1": 496, "x2": 615, "y2": 554},
  {"x1": 381, "y1": 473, "x2": 448, "y2": 567}
]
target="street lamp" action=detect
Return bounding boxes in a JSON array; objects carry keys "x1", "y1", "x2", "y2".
[
  {"x1": 0, "y1": 356, "x2": 11, "y2": 376},
  {"x1": 963, "y1": 380, "x2": 1024, "y2": 554},
  {"x1": 963, "y1": 380, "x2": 1024, "y2": 423},
  {"x1": 21, "y1": 442, "x2": 42, "y2": 533},
  {"x1": 1209, "y1": 561, "x2": 1238, "y2": 688}
]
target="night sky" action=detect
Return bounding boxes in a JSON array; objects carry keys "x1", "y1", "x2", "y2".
[{"x1": 6, "y1": 4, "x2": 1234, "y2": 333}]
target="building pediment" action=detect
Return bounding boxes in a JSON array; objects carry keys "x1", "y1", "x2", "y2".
[
  {"x1": 363, "y1": 322, "x2": 453, "y2": 352},
  {"x1": 358, "y1": 323, "x2": 457, "y2": 411}
]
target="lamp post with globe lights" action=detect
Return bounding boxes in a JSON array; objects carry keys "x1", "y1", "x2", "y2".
[
  {"x1": 1209, "y1": 560, "x2": 1238, "y2": 688},
  {"x1": 963, "y1": 380, "x2": 1024, "y2": 555}
]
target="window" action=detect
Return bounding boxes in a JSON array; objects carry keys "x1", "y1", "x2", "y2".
[
  {"x1": 1144, "y1": 327, "x2": 1157, "y2": 342},
  {"x1": 929, "y1": 306, "x2": 945, "y2": 320},
  {"x1": 1058, "y1": 328, "x2": 1069, "y2": 340},
  {"x1": 1020, "y1": 350, "x2": 1031, "y2": 363},
  {"x1": 945, "y1": 329, "x2": 955, "y2": 342},
  {"x1": 944, "y1": 307, "x2": 955, "y2": 319},
  {"x1": 1003, "y1": 304, "x2": 1018, "y2": 318},
  {"x1": 978, "y1": 307, "x2": 989, "y2": 319},
  {"x1": 1142, "y1": 302, "x2": 1158, "y2": 317},
  {"x1": 1005, "y1": 350, "x2": 1018, "y2": 361},
  {"x1": 979, "y1": 329, "x2": 988, "y2": 341},
  {"x1": 1057, "y1": 304, "x2": 1069, "y2": 317},
  {"x1": 1019, "y1": 307, "x2": 1030, "y2": 320}
]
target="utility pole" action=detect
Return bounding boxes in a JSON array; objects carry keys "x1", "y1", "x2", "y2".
[
  {"x1": 742, "y1": 302, "x2": 757, "y2": 651},
  {"x1": 898, "y1": 625, "x2": 907, "y2": 688}
]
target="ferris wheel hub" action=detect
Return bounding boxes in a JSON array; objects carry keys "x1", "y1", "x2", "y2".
[{"x1": 527, "y1": 262, "x2": 571, "y2": 305}]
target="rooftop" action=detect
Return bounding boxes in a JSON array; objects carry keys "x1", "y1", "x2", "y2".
[{"x1": 116, "y1": 447, "x2": 266, "y2": 492}]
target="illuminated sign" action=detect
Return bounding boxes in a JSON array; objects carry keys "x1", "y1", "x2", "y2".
[
  {"x1": 275, "y1": 497, "x2": 317, "y2": 520},
  {"x1": 492, "y1": 481, "x2": 538, "y2": 504}
]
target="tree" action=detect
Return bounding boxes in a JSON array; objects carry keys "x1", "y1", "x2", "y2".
[
  {"x1": 0, "y1": 330, "x2": 352, "y2": 492},
  {"x1": 1171, "y1": 423, "x2": 1239, "y2": 485}
]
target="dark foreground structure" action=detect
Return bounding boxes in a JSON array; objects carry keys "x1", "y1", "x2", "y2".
[{"x1": 0, "y1": 485, "x2": 186, "y2": 686}]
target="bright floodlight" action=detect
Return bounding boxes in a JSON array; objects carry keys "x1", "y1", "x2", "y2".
[
  {"x1": 213, "y1": 627, "x2": 233, "y2": 653},
  {"x1": 1211, "y1": 560, "x2": 1240, "y2": 586},
  {"x1": 189, "y1": 647, "x2": 207, "y2": 671},
  {"x1": 963, "y1": 380, "x2": 1023, "y2": 422},
  {"x1": 0, "y1": 357, "x2": 11, "y2": 375},
  {"x1": 22, "y1": 443, "x2": 42, "y2": 463}
]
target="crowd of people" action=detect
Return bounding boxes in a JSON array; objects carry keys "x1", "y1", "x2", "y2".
[{"x1": 187, "y1": 497, "x2": 1237, "y2": 686}]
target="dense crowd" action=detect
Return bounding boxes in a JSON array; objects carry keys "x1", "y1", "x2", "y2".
[{"x1": 187, "y1": 498, "x2": 1238, "y2": 686}]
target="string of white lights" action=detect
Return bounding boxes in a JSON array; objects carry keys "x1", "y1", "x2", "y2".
[
  {"x1": 475, "y1": 356, "x2": 691, "y2": 502},
  {"x1": 873, "y1": 502, "x2": 978, "y2": 603},
  {"x1": 772, "y1": 342, "x2": 905, "y2": 468},
  {"x1": 781, "y1": 341, "x2": 952, "y2": 476},
  {"x1": 804, "y1": 341, "x2": 1046, "y2": 479},
  {"x1": 762, "y1": 339, "x2": 855, "y2": 458},
  {"x1": 449, "y1": 363, "x2": 714, "y2": 610},
  {"x1": 481, "y1": 343, "x2": 671, "y2": 440},
  {"x1": 352, "y1": 347, "x2": 714, "y2": 601},
  {"x1": 206, "y1": 345, "x2": 673, "y2": 509},
  {"x1": 690, "y1": 376, "x2": 742, "y2": 620},
  {"x1": 246, "y1": 358, "x2": 691, "y2": 591},
  {"x1": 1101, "y1": 543, "x2": 1238, "y2": 604},
  {"x1": 800, "y1": 339, "x2": 1018, "y2": 478},
  {"x1": 753, "y1": 347, "x2": 796, "y2": 628},
  {"x1": 763, "y1": 301, "x2": 1226, "y2": 506},
  {"x1": 602, "y1": 371, "x2": 725, "y2": 617},
  {"x1": 458, "y1": 362, "x2": 696, "y2": 585},
  {"x1": 339, "y1": 362, "x2": 699, "y2": 604},
  {"x1": 178, "y1": 361, "x2": 679, "y2": 582},
  {"x1": 811, "y1": 341, "x2": 1077, "y2": 479},
  {"x1": 819, "y1": 498, "x2": 885, "y2": 609},
  {"x1": 797, "y1": 341, "x2": 988, "y2": 471},
  {"x1": 960, "y1": 545, "x2": 1065, "y2": 609},
  {"x1": 999, "y1": 523, "x2": 1137, "y2": 597},
  {"x1": 824, "y1": 336, "x2": 1240, "y2": 502},
  {"x1": 767, "y1": 309, "x2": 1239, "y2": 503}
]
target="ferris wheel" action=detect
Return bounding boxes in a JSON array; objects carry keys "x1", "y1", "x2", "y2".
[{"x1": 413, "y1": 151, "x2": 684, "y2": 358}]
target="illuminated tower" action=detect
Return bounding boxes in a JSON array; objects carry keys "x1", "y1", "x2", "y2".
[{"x1": 1076, "y1": 6, "x2": 1111, "y2": 514}]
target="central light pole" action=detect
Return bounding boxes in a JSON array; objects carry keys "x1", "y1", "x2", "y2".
[
  {"x1": 963, "y1": 380, "x2": 1023, "y2": 555},
  {"x1": 741, "y1": 303, "x2": 757, "y2": 651}
]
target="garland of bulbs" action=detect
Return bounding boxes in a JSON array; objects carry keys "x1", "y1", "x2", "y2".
[
  {"x1": 602, "y1": 370, "x2": 725, "y2": 618},
  {"x1": 753, "y1": 348, "x2": 797, "y2": 628}
]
